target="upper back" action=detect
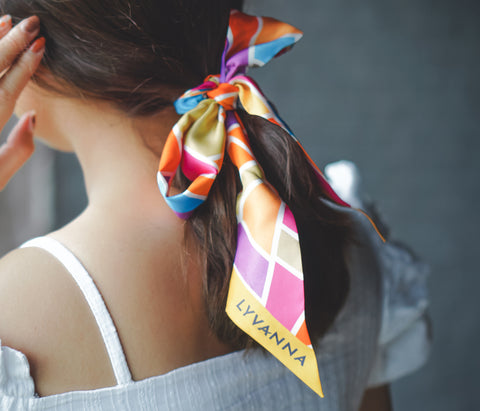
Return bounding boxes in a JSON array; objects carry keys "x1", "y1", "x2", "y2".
[{"x1": 0, "y1": 206, "x2": 233, "y2": 397}]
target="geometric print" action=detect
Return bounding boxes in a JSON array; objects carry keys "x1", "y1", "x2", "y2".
[
  {"x1": 157, "y1": 10, "x2": 381, "y2": 398},
  {"x1": 234, "y1": 202, "x2": 312, "y2": 346}
]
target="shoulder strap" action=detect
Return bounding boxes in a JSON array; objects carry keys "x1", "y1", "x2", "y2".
[{"x1": 21, "y1": 236, "x2": 133, "y2": 385}]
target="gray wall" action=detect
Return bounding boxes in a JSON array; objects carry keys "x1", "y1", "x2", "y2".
[
  {"x1": 0, "y1": 118, "x2": 54, "y2": 253},
  {"x1": 1, "y1": 0, "x2": 478, "y2": 409}
]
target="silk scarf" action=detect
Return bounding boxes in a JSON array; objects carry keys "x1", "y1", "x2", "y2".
[{"x1": 157, "y1": 10, "x2": 385, "y2": 398}]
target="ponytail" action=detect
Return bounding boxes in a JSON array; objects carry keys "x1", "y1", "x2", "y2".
[{"x1": 179, "y1": 111, "x2": 354, "y2": 349}]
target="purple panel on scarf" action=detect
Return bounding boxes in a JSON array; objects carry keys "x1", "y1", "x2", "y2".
[
  {"x1": 234, "y1": 223, "x2": 269, "y2": 298},
  {"x1": 225, "y1": 111, "x2": 239, "y2": 129},
  {"x1": 174, "y1": 210, "x2": 193, "y2": 220},
  {"x1": 224, "y1": 49, "x2": 250, "y2": 81}
]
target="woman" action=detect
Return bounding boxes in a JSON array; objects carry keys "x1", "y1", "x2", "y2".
[{"x1": 0, "y1": 1, "x2": 429, "y2": 409}]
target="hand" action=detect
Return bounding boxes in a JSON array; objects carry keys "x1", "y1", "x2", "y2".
[{"x1": 0, "y1": 14, "x2": 45, "y2": 191}]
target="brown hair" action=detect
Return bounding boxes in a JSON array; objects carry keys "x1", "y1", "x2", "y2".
[{"x1": 1, "y1": 0, "x2": 353, "y2": 349}]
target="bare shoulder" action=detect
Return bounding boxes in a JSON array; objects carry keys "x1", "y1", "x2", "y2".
[
  {"x1": 0, "y1": 246, "x2": 82, "y2": 350},
  {"x1": 0, "y1": 245, "x2": 67, "y2": 299},
  {"x1": 0, "y1": 245, "x2": 114, "y2": 395},
  {"x1": 0, "y1": 246, "x2": 62, "y2": 330},
  {"x1": 0, "y1": 245, "x2": 56, "y2": 276}
]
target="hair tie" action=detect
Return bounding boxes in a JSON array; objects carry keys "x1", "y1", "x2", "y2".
[{"x1": 157, "y1": 10, "x2": 385, "y2": 398}]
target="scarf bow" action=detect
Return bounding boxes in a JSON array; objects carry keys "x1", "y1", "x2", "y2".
[{"x1": 157, "y1": 10, "x2": 384, "y2": 398}]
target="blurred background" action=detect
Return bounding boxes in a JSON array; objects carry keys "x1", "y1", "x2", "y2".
[{"x1": 0, "y1": 0, "x2": 478, "y2": 409}]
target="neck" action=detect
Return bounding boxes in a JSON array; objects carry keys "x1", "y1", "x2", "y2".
[{"x1": 50, "y1": 98, "x2": 181, "y2": 220}]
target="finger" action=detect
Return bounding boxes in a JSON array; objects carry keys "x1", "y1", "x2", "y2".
[
  {"x1": 0, "y1": 15, "x2": 13, "y2": 41},
  {"x1": 0, "y1": 15, "x2": 40, "y2": 75},
  {"x1": 0, "y1": 35, "x2": 45, "y2": 116},
  {"x1": 0, "y1": 110, "x2": 35, "y2": 191},
  {"x1": 0, "y1": 16, "x2": 42, "y2": 126}
]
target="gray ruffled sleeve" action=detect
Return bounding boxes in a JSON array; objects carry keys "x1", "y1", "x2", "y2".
[
  {"x1": 324, "y1": 160, "x2": 431, "y2": 387},
  {"x1": 365, "y1": 238, "x2": 430, "y2": 386}
]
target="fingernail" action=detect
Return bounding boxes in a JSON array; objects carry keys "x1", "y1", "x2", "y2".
[
  {"x1": 28, "y1": 111, "x2": 36, "y2": 134},
  {"x1": 29, "y1": 36, "x2": 45, "y2": 53},
  {"x1": 0, "y1": 14, "x2": 11, "y2": 30},
  {"x1": 21, "y1": 16, "x2": 40, "y2": 33}
]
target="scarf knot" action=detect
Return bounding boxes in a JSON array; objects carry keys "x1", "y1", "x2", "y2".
[{"x1": 174, "y1": 75, "x2": 239, "y2": 116}]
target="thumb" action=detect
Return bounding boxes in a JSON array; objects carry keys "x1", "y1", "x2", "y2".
[{"x1": 0, "y1": 111, "x2": 36, "y2": 191}]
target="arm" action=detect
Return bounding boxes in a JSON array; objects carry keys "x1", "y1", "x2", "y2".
[{"x1": 359, "y1": 385, "x2": 393, "y2": 411}]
